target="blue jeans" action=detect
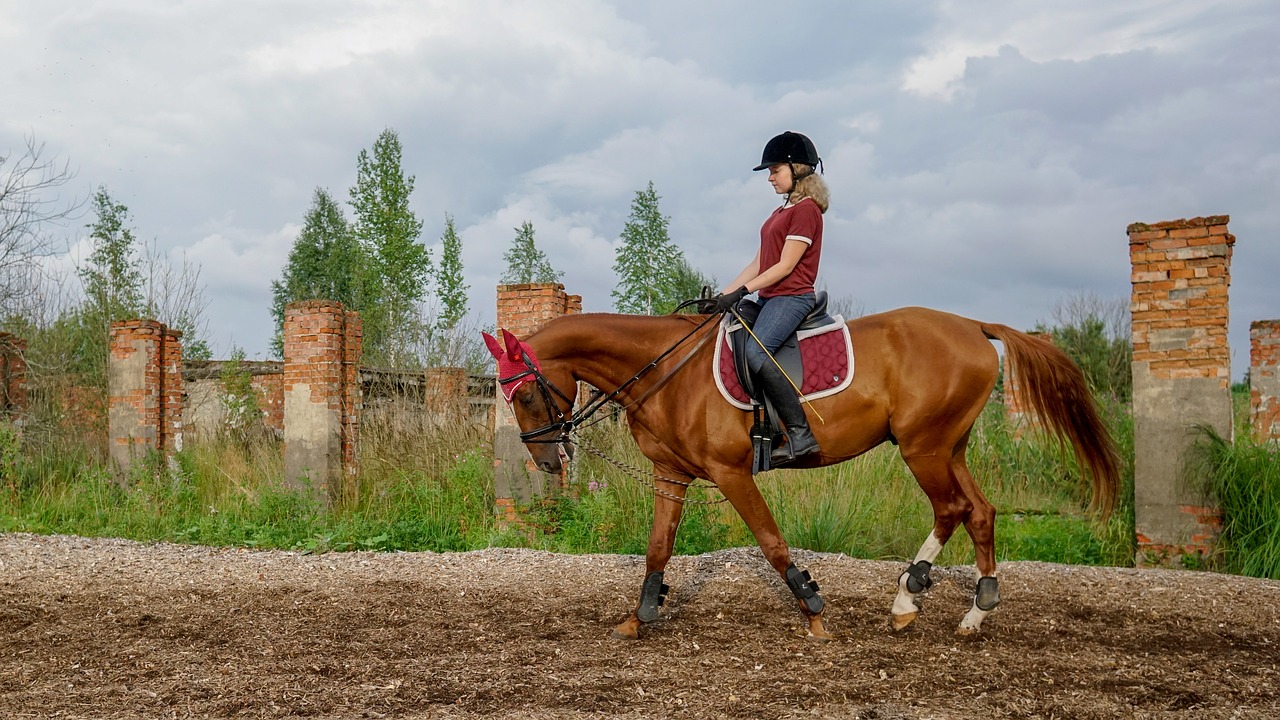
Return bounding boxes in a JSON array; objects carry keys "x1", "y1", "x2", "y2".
[{"x1": 742, "y1": 293, "x2": 816, "y2": 374}]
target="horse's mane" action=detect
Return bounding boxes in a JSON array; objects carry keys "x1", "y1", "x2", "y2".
[{"x1": 535, "y1": 312, "x2": 706, "y2": 337}]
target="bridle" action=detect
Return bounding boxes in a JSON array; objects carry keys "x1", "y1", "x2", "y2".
[{"x1": 498, "y1": 312, "x2": 721, "y2": 446}]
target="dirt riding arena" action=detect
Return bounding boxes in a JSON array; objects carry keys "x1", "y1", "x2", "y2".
[{"x1": 2, "y1": 534, "x2": 1278, "y2": 719}]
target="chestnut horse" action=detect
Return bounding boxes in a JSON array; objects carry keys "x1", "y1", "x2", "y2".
[{"x1": 483, "y1": 306, "x2": 1119, "y2": 640}]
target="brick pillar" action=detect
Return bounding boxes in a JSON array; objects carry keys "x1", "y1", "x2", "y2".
[
  {"x1": 283, "y1": 301, "x2": 362, "y2": 503},
  {"x1": 1128, "y1": 216, "x2": 1233, "y2": 566},
  {"x1": 108, "y1": 320, "x2": 183, "y2": 475},
  {"x1": 160, "y1": 325, "x2": 184, "y2": 453},
  {"x1": 425, "y1": 366, "x2": 468, "y2": 421},
  {"x1": 1003, "y1": 331, "x2": 1052, "y2": 428},
  {"x1": 0, "y1": 332, "x2": 28, "y2": 421},
  {"x1": 492, "y1": 283, "x2": 582, "y2": 514},
  {"x1": 1250, "y1": 320, "x2": 1280, "y2": 443}
]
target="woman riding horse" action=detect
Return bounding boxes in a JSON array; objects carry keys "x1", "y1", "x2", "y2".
[
  {"x1": 483, "y1": 135, "x2": 1120, "y2": 642},
  {"x1": 705, "y1": 131, "x2": 830, "y2": 466}
]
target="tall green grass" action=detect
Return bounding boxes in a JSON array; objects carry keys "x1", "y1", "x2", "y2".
[
  {"x1": 1, "y1": 399, "x2": 1134, "y2": 567},
  {"x1": 759, "y1": 401, "x2": 1134, "y2": 566},
  {"x1": 1191, "y1": 429, "x2": 1280, "y2": 579}
]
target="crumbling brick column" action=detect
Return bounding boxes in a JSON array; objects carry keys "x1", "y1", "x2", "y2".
[
  {"x1": 425, "y1": 366, "x2": 469, "y2": 423},
  {"x1": 1250, "y1": 320, "x2": 1280, "y2": 443},
  {"x1": 283, "y1": 300, "x2": 362, "y2": 503},
  {"x1": 492, "y1": 283, "x2": 582, "y2": 518},
  {"x1": 108, "y1": 320, "x2": 184, "y2": 475},
  {"x1": 1128, "y1": 216, "x2": 1233, "y2": 566},
  {"x1": 0, "y1": 332, "x2": 28, "y2": 422}
]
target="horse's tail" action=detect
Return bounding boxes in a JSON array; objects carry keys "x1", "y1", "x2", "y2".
[{"x1": 980, "y1": 323, "x2": 1121, "y2": 519}]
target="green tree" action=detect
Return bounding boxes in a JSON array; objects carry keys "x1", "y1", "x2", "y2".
[
  {"x1": 349, "y1": 128, "x2": 430, "y2": 365},
  {"x1": 79, "y1": 186, "x2": 144, "y2": 324},
  {"x1": 219, "y1": 346, "x2": 264, "y2": 447},
  {"x1": 435, "y1": 214, "x2": 469, "y2": 331},
  {"x1": 612, "y1": 182, "x2": 688, "y2": 315},
  {"x1": 1038, "y1": 292, "x2": 1132, "y2": 402},
  {"x1": 500, "y1": 221, "x2": 563, "y2": 284},
  {"x1": 671, "y1": 257, "x2": 716, "y2": 311},
  {"x1": 270, "y1": 188, "x2": 361, "y2": 357},
  {"x1": 65, "y1": 186, "x2": 148, "y2": 385}
]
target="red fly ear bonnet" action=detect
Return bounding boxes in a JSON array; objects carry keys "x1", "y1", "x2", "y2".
[{"x1": 481, "y1": 329, "x2": 541, "y2": 402}]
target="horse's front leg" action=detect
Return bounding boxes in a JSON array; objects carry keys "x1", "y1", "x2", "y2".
[
  {"x1": 611, "y1": 465, "x2": 688, "y2": 640},
  {"x1": 714, "y1": 468, "x2": 832, "y2": 641}
]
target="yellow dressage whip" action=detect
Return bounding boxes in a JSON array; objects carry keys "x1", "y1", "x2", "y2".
[{"x1": 728, "y1": 306, "x2": 826, "y2": 425}]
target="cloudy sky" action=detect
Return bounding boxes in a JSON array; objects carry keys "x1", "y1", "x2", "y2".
[{"x1": 3, "y1": 1, "x2": 1277, "y2": 378}]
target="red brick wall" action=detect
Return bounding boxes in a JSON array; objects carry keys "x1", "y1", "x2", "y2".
[
  {"x1": 1128, "y1": 215, "x2": 1234, "y2": 387},
  {"x1": 1128, "y1": 215, "x2": 1232, "y2": 564},
  {"x1": 425, "y1": 366, "x2": 469, "y2": 418},
  {"x1": 0, "y1": 332, "x2": 27, "y2": 419},
  {"x1": 493, "y1": 283, "x2": 582, "y2": 513},
  {"x1": 109, "y1": 320, "x2": 184, "y2": 467},
  {"x1": 496, "y1": 283, "x2": 583, "y2": 339},
  {"x1": 253, "y1": 373, "x2": 284, "y2": 434},
  {"x1": 283, "y1": 300, "x2": 362, "y2": 493},
  {"x1": 341, "y1": 309, "x2": 362, "y2": 480},
  {"x1": 1251, "y1": 320, "x2": 1280, "y2": 442},
  {"x1": 160, "y1": 325, "x2": 183, "y2": 452}
]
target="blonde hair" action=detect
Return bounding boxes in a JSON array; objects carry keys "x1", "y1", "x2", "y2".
[{"x1": 787, "y1": 164, "x2": 829, "y2": 213}]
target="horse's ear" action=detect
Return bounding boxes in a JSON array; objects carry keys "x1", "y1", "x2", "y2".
[
  {"x1": 500, "y1": 329, "x2": 524, "y2": 361},
  {"x1": 481, "y1": 331, "x2": 504, "y2": 360}
]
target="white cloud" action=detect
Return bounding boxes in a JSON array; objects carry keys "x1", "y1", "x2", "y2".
[
  {"x1": 900, "y1": 0, "x2": 1212, "y2": 100},
  {"x1": 2, "y1": 0, "x2": 1276, "y2": 379}
]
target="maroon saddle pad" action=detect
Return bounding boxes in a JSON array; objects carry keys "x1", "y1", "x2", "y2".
[{"x1": 712, "y1": 316, "x2": 854, "y2": 410}]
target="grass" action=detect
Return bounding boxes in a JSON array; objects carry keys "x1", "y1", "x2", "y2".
[
  {"x1": 1190, "y1": 427, "x2": 1280, "y2": 579},
  {"x1": 2, "y1": 398, "x2": 1137, "y2": 569}
]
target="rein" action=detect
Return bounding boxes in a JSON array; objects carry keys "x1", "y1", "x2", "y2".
[
  {"x1": 574, "y1": 434, "x2": 728, "y2": 505},
  {"x1": 497, "y1": 312, "x2": 729, "y2": 505},
  {"x1": 498, "y1": 312, "x2": 721, "y2": 445}
]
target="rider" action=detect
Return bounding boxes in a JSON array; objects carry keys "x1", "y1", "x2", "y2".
[{"x1": 707, "y1": 131, "x2": 828, "y2": 464}]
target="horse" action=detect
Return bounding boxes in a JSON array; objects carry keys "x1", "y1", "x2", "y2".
[{"x1": 482, "y1": 306, "x2": 1120, "y2": 641}]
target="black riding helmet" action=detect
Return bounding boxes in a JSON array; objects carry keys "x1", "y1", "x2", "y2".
[{"x1": 753, "y1": 131, "x2": 821, "y2": 172}]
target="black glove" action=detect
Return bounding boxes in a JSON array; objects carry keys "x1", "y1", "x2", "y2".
[{"x1": 701, "y1": 286, "x2": 748, "y2": 314}]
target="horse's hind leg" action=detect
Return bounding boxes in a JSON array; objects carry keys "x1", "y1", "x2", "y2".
[
  {"x1": 714, "y1": 468, "x2": 831, "y2": 641},
  {"x1": 892, "y1": 453, "x2": 971, "y2": 631},
  {"x1": 951, "y1": 454, "x2": 1000, "y2": 636},
  {"x1": 611, "y1": 466, "x2": 688, "y2": 640}
]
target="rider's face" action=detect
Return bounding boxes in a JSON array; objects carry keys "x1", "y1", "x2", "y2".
[{"x1": 768, "y1": 164, "x2": 793, "y2": 194}]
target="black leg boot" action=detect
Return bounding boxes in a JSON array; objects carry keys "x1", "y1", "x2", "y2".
[{"x1": 756, "y1": 363, "x2": 820, "y2": 465}]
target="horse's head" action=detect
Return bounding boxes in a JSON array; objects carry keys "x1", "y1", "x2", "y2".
[{"x1": 483, "y1": 328, "x2": 578, "y2": 474}]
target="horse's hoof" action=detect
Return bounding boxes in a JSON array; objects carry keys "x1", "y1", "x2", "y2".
[
  {"x1": 806, "y1": 616, "x2": 833, "y2": 642},
  {"x1": 610, "y1": 618, "x2": 640, "y2": 640},
  {"x1": 954, "y1": 624, "x2": 980, "y2": 638},
  {"x1": 890, "y1": 611, "x2": 918, "y2": 632}
]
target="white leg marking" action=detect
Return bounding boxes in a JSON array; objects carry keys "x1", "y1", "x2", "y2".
[
  {"x1": 958, "y1": 601, "x2": 991, "y2": 634},
  {"x1": 891, "y1": 532, "x2": 944, "y2": 617},
  {"x1": 913, "y1": 532, "x2": 944, "y2": 564}
]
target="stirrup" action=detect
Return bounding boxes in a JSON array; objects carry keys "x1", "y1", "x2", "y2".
[{"x1": 770, "y1": 432, "x2": 819, "y2": 466}]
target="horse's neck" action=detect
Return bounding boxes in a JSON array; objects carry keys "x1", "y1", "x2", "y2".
[{"x1": 544, "y1": 315, "x2": 695, "y2": 394}]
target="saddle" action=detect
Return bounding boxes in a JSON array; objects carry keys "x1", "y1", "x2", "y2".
[{"x1": 712, "y1": 292, "x2": 855, "y2": 472}]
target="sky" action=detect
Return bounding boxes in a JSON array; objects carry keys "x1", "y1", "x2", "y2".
[{"x1": 2, "y1": 0, "x2": 1277, "y2": 378}]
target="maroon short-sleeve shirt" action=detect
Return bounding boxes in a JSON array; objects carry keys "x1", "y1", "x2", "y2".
[{"x1": 758, "y1": 198, "x2": 823, "y2": 298}]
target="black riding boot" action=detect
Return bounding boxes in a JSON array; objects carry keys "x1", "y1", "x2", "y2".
[{"x1": 756, "y1": 363, "x2": 820, "y2": 465}]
